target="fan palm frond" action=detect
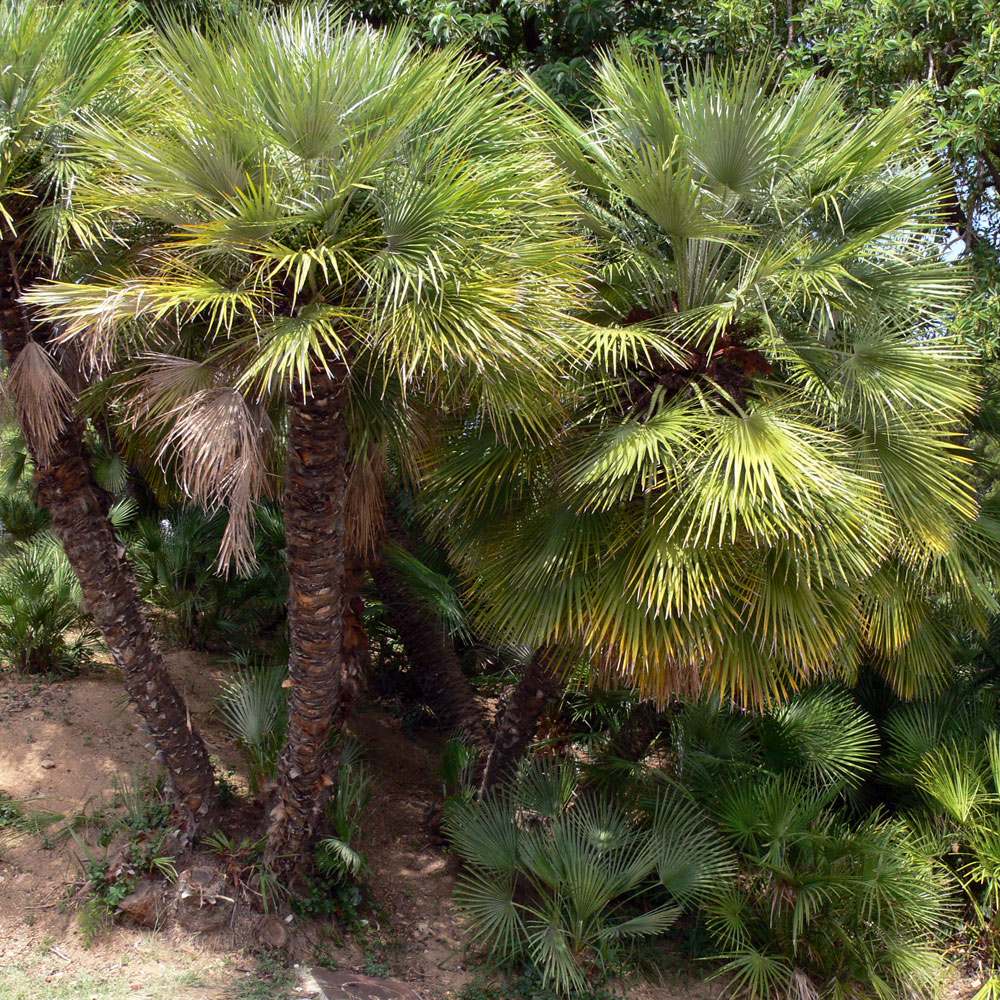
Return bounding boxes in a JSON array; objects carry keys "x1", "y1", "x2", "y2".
[{"x1": 425, "y1": 50, "x2": 979, "y2": 708}]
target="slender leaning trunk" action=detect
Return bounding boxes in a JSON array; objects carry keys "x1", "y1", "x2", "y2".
[
  {"x1": 35, "y1": 441, "x2": 219, "y2": 830},
  {"x1": 1, "y1": 241, "x2": 217, "y2": 834},
  {"x1": 265, "y1": 365, "x2": 350, "y2": 876},
  {"x1": 479, "y1": 646, "x2": 563, "y2": 794}
]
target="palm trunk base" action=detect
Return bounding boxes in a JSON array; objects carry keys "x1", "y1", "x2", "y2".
[{"x1": 478, "y1": 648, "x2": 562, "y2": 795}]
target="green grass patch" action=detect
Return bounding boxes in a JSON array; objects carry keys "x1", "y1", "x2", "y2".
[
  {"x1": 0, "y1": 964, "x2": 211, "y2": 1000},
  {"x1": 225, "y1": 955, "x2": 297, "y2": 1000}
]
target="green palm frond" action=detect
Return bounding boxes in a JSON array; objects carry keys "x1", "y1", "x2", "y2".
[
  {"x1": 767, "y1": 687, "x2": 879, "y2": 789},
  {"x1": 453, "y1": 867, "x2": 524, "y2": 961},
  {"x1": 216, "y1": 662, "x2": 288, "y2": 791},
  {"x1": 916, "y1": 743, "x2": 989, "y2": 824},
  {"x1": 646, "y1": 783, "x2": 736, "y2": 905},
  {"x1": 717, "y1": 948, "x2": 794, "y2": 1000},
  {"x1": 315, "y1": 836, "x2": 364, "y2": 880},
  {"x1": 882, "y1": 697, "x2": 965, "y2": 783},
  {"x1": 703, "y1": 886, "x2": 751, "y2": 953},
  {"x1": 424, "y1": 51, "x2": 979, "y2": 707},
  {"x1": 512, "y1": 755, "x2": 578, "y2": 819},
  {"x1": 442, "y1": 794, "x2": 520, "y2": 875},
  {"x1": 216, "y1": 664, "x2": 288, "y2": 748}
]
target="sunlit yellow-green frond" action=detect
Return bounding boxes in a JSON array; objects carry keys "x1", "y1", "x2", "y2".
[{"x1": 421, "y1": 53, "x2": 983, "y2": 706}]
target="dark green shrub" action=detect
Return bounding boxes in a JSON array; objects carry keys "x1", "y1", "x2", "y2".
[{"x1": 128, "y1": 506, "x2": 287, "y2": 652}]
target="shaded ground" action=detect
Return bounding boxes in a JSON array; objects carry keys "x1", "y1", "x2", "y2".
[{"x1": 0, "y1": 654, "x2": 981, "y2": 999}]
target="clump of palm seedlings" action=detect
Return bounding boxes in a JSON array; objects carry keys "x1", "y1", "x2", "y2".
[
  {"x1": 0, "y1": 535, "x2": 100, "y2": 674},
  {"x1": 216, "y1": 658, "x2": 289, "y2": 794},
  {"x1": 443, "y1": 755, "x2": 733, "y2": 993},
  {"x1": 447, "y1": 686, "x2": 959, "y2": 997},
  {"x1": 315, "y1": 739, "x2": 372, "y2": 885},
  {"x1": 674, "y1": 687, "x2": 951, "y2": 999},
  {"x1": 872, "y1": 668, "x2": 1000, "y2": 997}
]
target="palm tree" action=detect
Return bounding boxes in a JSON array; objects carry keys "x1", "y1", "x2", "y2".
[
  {"x1": 27, "y1": 7, "x2": 586, "y2": 872},
  {"x1": 0, "y1": 0, "x2": 217, "y2": 832},
  {"x1": 426, "y1": 53, "x2": 993, "y2": 777}
]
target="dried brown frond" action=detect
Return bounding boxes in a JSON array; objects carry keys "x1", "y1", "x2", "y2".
[
  {"x1": 6, "y1": 341, "x2": 76, "y2": 459},
  {"x1": 594, "y1": 646, "x2": 705, "y2": 708},
  {"x1": 345, "y1": 443, "x2": 386, "y2": 560},
  {"x1": 155, "y1": 387, "x2": 274, "y2": 575},
  {"x1": 792, "y1": 969, "x2": 821, "y2": 1000},
  {"x1": 123, "y1": 354, "x2": 216, "y2": 430}
]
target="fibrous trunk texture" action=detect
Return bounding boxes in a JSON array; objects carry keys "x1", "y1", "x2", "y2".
[
  {"x1": 334, "y1": 554, "x2": 369, "y2": 727},
  {"x1": 371, "y1": 516, "x2": 490, "y2": 753},
  {"x1": 265, "y1": 365, "x2": 349, "y2": 876},
  {"x1": 608, "y1": 702, "x2": 661, "y2": 762},
  {"x1": 1, "y1": 237, "x2": 216, "y2": 834},
  {"x1": 479, "y1": 647, "x2": 563, "y2": 794}
]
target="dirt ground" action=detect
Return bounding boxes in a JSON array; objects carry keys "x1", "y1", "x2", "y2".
[{"x1": 0, "y1": 654, "x2": 983, "y2": 1000}]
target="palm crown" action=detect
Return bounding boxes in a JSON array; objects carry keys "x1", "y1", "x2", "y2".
[
  {"x1": 28, "y1": 7, "x2": 587, "y2": 567},
  {"x1": 0, "y1": 0, "x2": 141, "y2": 256},
  {"x1": 427, "y1": 52, "x2": 993, "y2": 703}
]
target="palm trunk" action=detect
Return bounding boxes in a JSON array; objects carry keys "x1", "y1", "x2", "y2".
[
  {"x1": 479, "y1": 646, "x2": 562, "y2": 794},
  {"x1": 265, "y1": 364, "x2": 349, "y2": 876},
  {"x1": 607, "y1": 702, "x2": 660, "y2": 762},
  {"x1": 1, "y1": 239, "x2": 217, "y2": 834},
  {"x1": 334, "y1": 554, "x2": 368, "y2": 727},
  {"x1": 371, "y1": 513, "x2": 490, "y2": 753}
]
